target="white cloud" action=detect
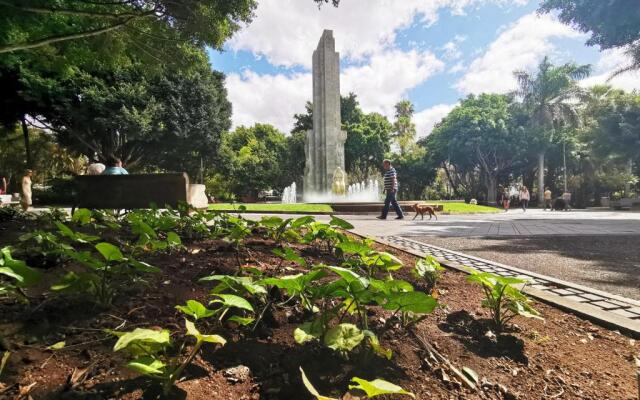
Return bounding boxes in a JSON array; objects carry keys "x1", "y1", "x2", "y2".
[
  {"x1": 230, "y1": 0, "x2": 526, "y2": 68},
  {"x1": 455, "y1": 12, "x2": 584, "y2": 94},
  {"x1": 448, "y1": 61, "x2": 466, "y2": 74},
  {"x1": 580, "y1": 47, "x2": 640, "y2": 91},
  {"x1": 226, "y1": 70, "x2": 311, "y2": 132},
  {"x1": 226, "y1": 49, "x2": 444, "y2": 131},
  {"x1": 343, "y1": 49, "x2": 445, "y2": 117},
  {"x1": 414, "y1": 103, "x2": 457, "y2": 138},
  {"x1": 441, "y1": 34, "x2": 467, "y2": 60}
]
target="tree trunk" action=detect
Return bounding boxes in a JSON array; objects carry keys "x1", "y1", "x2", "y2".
[
  {"x1": 537, "y1": 151, "x2": 545, "y2": 207},
  {"x1": 21, "y1": 116, "x2": 32, "y2": 168},
  {"x1": 486, "y1": 175, "x2": 497, "y2": 205}
]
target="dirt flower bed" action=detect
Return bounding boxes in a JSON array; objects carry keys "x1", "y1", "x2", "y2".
[{"x1": 0, "y1": 208, "x2": 638, "y2": 400}]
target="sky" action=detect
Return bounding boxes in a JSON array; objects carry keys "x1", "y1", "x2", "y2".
[{"x1": 208, "y1": 0, "x2": 640, "y2": 137}]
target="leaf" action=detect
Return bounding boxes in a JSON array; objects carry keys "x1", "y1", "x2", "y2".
[
  {"x1": 363, "y1": 330, "x2": 392, "y2": 360},
  {"x1": 462, "y1": 367, "x2": 479, "y2": 385},
  {"x1": 0, "y1": 247, "x2": 41, "y2": 286},
  {"x1": 336, "y1": 240, "x2": 372, "y2": 256},
  {"x1": 259, "y1": 269, "x2": 325, "y2": 295},
  {"x1": 329, "y1": 216, "x2": 354, "y2": 230},
  {"x1": 210, "y1": 294, "x2": 254, "y2": 312},
  {"x1": 323, "y1": 323, "x2": 364, "y2": 352},
  {"x1": 113, "y1": 328, "x2": 171, "y2": 352},
  {"x1": 349, "y1": 377, "x2": 415, "y2": 398},
  {"x1": 291, "y1": 216, "x2": 315, "y2": 229},
  {"x1": 294, "y1": 321, "x2": 323, "y2": 344},
  {"x1": 166, "y1": 232, "x2": 182, "y2": 246},
  {"x1": 272, "y1": 247, "x2": 306, "y2": 266},
  {"x1": 128, "y1": 259, "x2": 161, "y2": 273},
  {"x1": 175, "y1": 300, "x2": 215, "y2": 320},
  {"x1": 184, "y1": 319, "x2": 226, "y2": 345},
  {"x1": 127, "y1": 356, "x2": 166, "y2": 375},
  {"x1": 46, "y1": 341, "x2": 66, "y2": 350},
  {"x1": 71, "y1": 209, "x2": 92, "y2": 225},
  {"x1": 227, "y1": 315, "x2": 254, "y2": 326},
  {"x1": 95, "y1": 242, "x2": 124, "y2": 262},
  {"x1": 0, "y1": 351, "x2": 9, "y2": 378},
  {"x1": 259, "y1": 216, "x2": 284, "y2": 228},
  {"x1": 382, "y1": 291, "x2": 438, "y2": 314},
  {"x1": 300, "y1": 367, "x2": 340, "y2": 400}
]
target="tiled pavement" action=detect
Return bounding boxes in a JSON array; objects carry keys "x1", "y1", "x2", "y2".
[{"x1": 381, "y1": 235, "x2": 640, "y2": 335}]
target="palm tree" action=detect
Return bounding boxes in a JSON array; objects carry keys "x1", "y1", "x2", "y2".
[{"x1": 513, "y1": 56, "x2": 591, "y2": 204}]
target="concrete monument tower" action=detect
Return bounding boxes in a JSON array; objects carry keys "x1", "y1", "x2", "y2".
[{"x1": 304, "y1": 30, "x2": 347, "y2": 196}]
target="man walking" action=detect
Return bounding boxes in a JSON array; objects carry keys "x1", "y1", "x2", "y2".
[{"x1": 377, "y1": 159, "x2": 404, "y2": 220}]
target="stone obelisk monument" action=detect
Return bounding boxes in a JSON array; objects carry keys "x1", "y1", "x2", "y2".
[{"x1": 304, "y1": 30, "x2": 347, "y2": 197}]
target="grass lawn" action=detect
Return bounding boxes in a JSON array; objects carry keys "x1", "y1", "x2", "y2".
[
  {"x1": 437, "y1": 202, "x2": 499, "y2": 214},
  {"x1": 208, "y1": 203, "x2": 333, "y2": 213}
]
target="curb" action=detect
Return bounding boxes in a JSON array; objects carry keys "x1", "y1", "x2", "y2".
[{"x1": 352, "y1": 232, "x2": 640, "y2": 337}]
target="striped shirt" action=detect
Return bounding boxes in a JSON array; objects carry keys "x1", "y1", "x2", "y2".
[{"x1": 383, "y1": 167, "x2": 398, "y2": 191}]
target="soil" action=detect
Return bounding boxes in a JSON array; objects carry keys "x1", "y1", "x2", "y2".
[{"x1": 0, "y1": 220, "x2": 638, "y2": 400}]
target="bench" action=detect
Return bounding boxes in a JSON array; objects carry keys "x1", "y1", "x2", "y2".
[{"x1": 73, "y1": 173, "x2": 206, "y2": 212}]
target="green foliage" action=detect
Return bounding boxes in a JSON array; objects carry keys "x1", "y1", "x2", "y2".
[
  {"x1": 272, "y1": 247, "x2": 306, "y2": 267},
  {"x1": 0, "y1": 246, "x2": 42, "y2": 301},
  {"x1": 413, "y1": 256, "x2": 444, "y2": 294},
  {"x1": 466, "y1": 269, "x2": 542, "y2": 331},
  {"x1": 393, "y1": 100, "x2": 417, "y2": 156},
  {"x1": 175, "y1": 300, "x2": 215, "y2": 320},
  {"x1": 349, "y1": 377, "x2": 415, "y2": 398},
  {"x1": 111, "y1": 319, "x2": 225, "y2": 396},
  {"x1": 300, "y1": 367, "x2": 415, "y2": 400},
  {"x1": 51, "y1": 241, "x2": 159, "y2": 307},
  {"x1": 220, "y1": 124, "x2": 289, "y2": 198}
]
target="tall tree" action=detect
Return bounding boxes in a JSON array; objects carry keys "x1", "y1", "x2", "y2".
[
  {"x1": 513, "y1": 56, "x2": 590, "y2": 203},
  {"x1": 0, "y1": 0, "x2": 257, "y2": 55},
  {"x1": 424, "y1": 94, "x2": 524, "y2": 204},
  {"x1": 393, "y1": 100, "x2": 417, "y2": 156},
  {"x1": 539, "y1": 0, "x2": 640, "y2": 74},
  {"x1": 222, "y1": 124, "x2": 288, "y2": 199}
]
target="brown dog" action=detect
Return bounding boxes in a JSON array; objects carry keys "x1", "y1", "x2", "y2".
[{"x1": 412, "y1": 203, "x2": 437, "y2": 220}]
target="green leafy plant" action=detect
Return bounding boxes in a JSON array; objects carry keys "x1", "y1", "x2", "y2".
[
  {"x1": 413, "y1": 256, "x2": 444, "y2": 294},
  {"x1": 17, "y1": 230, "x2": 72, "y2": 269},
  {"x1": 0, "y1": 246, "x2": 42, "y2": 302},
  {"x1": 300, "y1": 367, "x2": 415, "y2": 399},
  {"x1": 466, "y1": 269, "x2": 542, "y2": 331},
  {"x1": 301, "y1": 217, "x2": 352, "y2": 254},
  {"x1": 111, "y1": 320, "x2": 226, "y2": 396},
  {"x1": 52, "y1": 242, "x2": 160, "y2": 307},
  {"x1": 272, "y1": 246, "x2": 307, "y2": 268},
  {"x1": 258, "y1": 216, "x2": 295, "y2": 243}
]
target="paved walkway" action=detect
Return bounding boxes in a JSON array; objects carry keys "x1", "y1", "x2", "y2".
[{"x1": 339, "y1": 209, "x2": 640, "y2": 238}]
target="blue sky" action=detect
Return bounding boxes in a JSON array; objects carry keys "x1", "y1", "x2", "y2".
[{"x1": 207, "y1": 0, "x2": 637, "y2": 136}]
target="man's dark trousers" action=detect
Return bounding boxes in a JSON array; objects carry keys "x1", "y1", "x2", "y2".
[{"x1": 381, "y1": 190, "x2": 403, "y2": 219}]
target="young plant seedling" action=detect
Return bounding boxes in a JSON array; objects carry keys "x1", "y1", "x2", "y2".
[
  {"x1": 466, "y1": 269, "x2": 542, "y2": 332},
  {"x1": 413, "y1": 256, "x2": 444, "y2": 295},
  {"x1": 0, "y1": 246, "x2": 42, "y2": 302},
  {"x1": 300, "y1": 367, "x2": 415, "y2": 399},
  {"x1": 52, "y1": 242, "x2": 159, "y2": 307},
  {"x1": 111, "y1": 320, "x2": 226, "y2": 396}
]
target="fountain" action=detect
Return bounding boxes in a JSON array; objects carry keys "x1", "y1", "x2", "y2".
[{"x1": 281, "y1": 182, "x2": 297, "y2": 204}]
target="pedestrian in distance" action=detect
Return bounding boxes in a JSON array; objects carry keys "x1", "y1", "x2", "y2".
[
  {"x1": 519, "y1": 185, "x2": 530, "y2": 212},
  {"x1": 20, "y1": 169, "x2": 33, "y2": 212},
  {"x1": 499, "y1": 187, "x2": 510, "y2": 212},
  {"x1": 543, "y1": 187, "x2": 552, "y2": 210},
  {"x1": 376, "y1": 159, "x2": 404, "y2": 220}
]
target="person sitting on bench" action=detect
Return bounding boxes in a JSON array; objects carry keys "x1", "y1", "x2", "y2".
[{"x1": 102, "y1": 157, "x2": 129, "y2": 175}]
